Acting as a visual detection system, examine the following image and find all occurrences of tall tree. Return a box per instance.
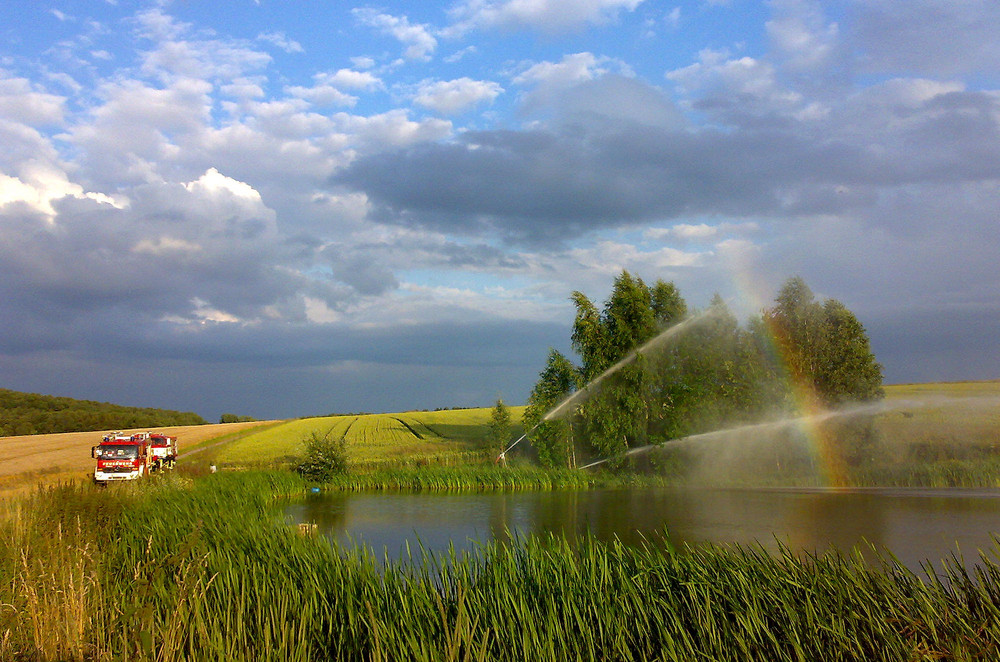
[571,291,607,382]
[485,398,512,456]
[524,349,578,468]
[815,300,884,403]
[603,271,657,363]
[650,279,687,326]
[764,277,883,406]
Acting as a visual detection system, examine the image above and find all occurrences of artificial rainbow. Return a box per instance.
[728,269,849,487]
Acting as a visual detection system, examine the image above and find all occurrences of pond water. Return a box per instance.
[286,487,1000,571]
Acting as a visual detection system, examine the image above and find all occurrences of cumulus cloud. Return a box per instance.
[765,0,841,73]
[413,77,503,115]
[0,163,126,220]
[0,73,66,125]
[134,10,272,83]
[352,9,437,61]
[285,69,382,108]
[667,49,827,127]
[513,52,617,88]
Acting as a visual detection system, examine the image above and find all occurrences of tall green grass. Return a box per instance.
[315,464,617,491]
[4,471,1000,661]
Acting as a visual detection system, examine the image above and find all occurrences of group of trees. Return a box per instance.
[219,413,257,424]
[0,388,207,437]
[523,272,883,468]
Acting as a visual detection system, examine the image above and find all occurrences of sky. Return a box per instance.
[1,0,998,421]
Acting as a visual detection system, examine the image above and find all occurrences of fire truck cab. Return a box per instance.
[92,432,150,482]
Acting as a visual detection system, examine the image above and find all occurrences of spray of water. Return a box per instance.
[577,393,1000,471]
[578,400,889,469]
[543,309,718,422]
[496,309,721,463]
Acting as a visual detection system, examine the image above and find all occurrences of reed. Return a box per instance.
[314,465,619,491]
[4,472,1000,660]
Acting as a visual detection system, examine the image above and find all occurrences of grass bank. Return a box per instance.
[312,464,661,491]
[3,471,1000,661]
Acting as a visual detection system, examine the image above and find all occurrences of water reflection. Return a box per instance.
[285,488,1000,570]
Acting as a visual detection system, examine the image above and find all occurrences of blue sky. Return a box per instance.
[1,0,999,420]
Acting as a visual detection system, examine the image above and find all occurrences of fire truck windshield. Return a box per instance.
[96,444,138,459]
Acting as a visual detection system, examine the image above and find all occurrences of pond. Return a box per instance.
[286,487,1000,571]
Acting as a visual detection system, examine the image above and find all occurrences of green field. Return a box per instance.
[202,383,1000,488]
[211,407,526,468]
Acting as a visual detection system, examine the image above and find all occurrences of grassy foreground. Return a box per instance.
[4,472,1000,661]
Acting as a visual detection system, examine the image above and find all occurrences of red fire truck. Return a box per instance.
[92,431,178,483]
[148,433,178,471]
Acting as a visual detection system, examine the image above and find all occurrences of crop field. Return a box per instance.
[878,381,1000,450]
[211,407,526,468]
[0,420,274,494]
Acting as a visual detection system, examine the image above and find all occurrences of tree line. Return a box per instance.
[523,272,884,468]
[0,388,207,436]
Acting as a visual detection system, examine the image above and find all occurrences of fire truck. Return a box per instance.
[148,433,178,471]
[92,431,178,483]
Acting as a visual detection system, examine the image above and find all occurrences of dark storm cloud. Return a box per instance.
[332,127,846,243]
[333,71,1000,245]
[0,315,569,418]
[865,306,1000,384]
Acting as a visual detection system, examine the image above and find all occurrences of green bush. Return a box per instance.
[295,429,348,481]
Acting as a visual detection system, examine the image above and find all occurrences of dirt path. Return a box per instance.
[0,421,277,485]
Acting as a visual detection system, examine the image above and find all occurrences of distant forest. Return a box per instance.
[0,388,207,436]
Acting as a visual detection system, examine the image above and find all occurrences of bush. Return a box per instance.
[295,429,348,481]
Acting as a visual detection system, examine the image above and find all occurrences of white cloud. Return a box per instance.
[413,77,503,115]
[0,73,66,126]
[257,31,304,54]
[514,52,612,88]
[667,49,826,124]
[190,298,242,324]
[285,84,357,108]
[285,69,381,108]
[445,46,478,63]
[352,9,437,61]
[303,296,342,324]
[449,0,644,33]
[665,7,681,29]
[569,240,706,276]
[184,167,262,202]
[0,165,126,220]
[765,0,840,73]
[134,9,272,83]
[332,109,452,148]
[670,224,717,240]
[350,56,376,70]
[645,221,761,242]
[221,78,266,100]
[317,69,382,90]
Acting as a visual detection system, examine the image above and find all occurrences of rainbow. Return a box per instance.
[730,270,849,487]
